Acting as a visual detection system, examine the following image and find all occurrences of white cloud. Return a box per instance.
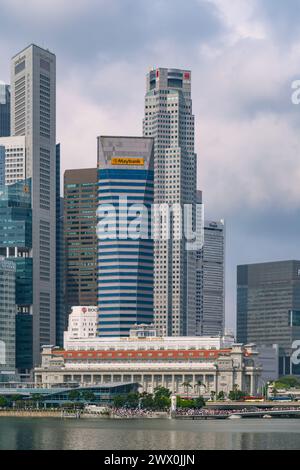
[57,62,143,176]
[207,0,266,41]
[199,113,300,212]
[0,0,97,21]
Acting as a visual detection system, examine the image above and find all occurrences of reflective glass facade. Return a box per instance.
[0,179,32,249]
[0,83,10,137]
[237,261,300,377]
[97,136,154,337]
[0,179,33,373]
[0,259,16,379]
[64,168,98,313]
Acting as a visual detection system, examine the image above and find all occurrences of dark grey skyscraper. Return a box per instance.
[197,219,225,337]
[11,44,57,365]
[64,168,98,313]
[0,82,10,137]
[237,261,300,376]
[56,144,65,347]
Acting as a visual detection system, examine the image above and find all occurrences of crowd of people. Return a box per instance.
[110,407,157,418]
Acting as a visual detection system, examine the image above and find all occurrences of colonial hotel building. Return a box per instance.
[35,325,263,396]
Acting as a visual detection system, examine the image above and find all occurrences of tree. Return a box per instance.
[126,392,140,409]
[177,397,195,409]
[113,395,126,408]
[31,394,43,410]
[0,396,8,408]
[217,391,225,401]
[154,387,171,399]
[228,389,246,401]
[10,395,23,409]
[68,390,81,402]
[81,391,96,403]
[194,396,206,409]
[140,393,154,410]
[275,376,300,390]
[182,382,193,399]
[153,395,171,410]
[194,381,206,397]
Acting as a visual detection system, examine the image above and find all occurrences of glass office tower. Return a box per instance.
[0,179,33,374]
[0,82,10,137]
[196,218,225,336]
[237,261,300,376]
[97,136,154,337]
[64,168,98,313]
[0,258,16,382]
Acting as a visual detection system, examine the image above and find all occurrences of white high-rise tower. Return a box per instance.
[143,68,197,336]
[10,44,56,365]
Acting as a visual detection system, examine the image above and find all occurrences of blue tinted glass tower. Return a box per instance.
[0,82,10,137]
[97,136,154,337]
[0,179,33,375]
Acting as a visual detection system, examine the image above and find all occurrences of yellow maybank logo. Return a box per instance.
[111,157,145,166]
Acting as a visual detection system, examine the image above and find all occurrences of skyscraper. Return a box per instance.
[237,261,300,376]
[196,219,225,336]
[0,179,33,375]
[11,44,56,365]
[0,82,10,137]
[0,257,16,382]
[97,136,154,337]
[0,146,5,185]
[56,144,65,347]
[64,168,98,313]
[143,68,197,336]
[0,136,26,185]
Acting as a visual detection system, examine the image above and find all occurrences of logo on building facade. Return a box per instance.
[111,158,145,166]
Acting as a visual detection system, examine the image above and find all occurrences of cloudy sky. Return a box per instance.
[1,0,300,330]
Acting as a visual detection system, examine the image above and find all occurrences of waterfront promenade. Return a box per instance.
[1,404,300,420]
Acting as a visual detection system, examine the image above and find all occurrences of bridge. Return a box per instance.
[175,409,300,420]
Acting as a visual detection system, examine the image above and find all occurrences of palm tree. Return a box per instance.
[194,380,206,397]
[182,381,193,399]
[31,394,43,410]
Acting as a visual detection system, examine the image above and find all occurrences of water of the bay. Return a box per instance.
[0,417,300,450]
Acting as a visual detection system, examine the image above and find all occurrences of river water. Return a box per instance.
[0,417,300,450]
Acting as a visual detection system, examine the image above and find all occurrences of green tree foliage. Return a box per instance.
[113,395,127,408]
[68,390,81,402]
[176,396,205,409]
[154,387,171,399]
[81,391,96,403]
[217,391,225,401]
[228,389,246,401]
[194,396,206,409]
[275,376,300,390]
[182,382,193,398]
[140,393,154,409]
[0,396,8,408]
[125,392,140,409]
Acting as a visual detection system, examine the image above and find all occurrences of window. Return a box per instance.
[15,61,25,75]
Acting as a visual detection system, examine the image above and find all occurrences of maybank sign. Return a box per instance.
[111,157,145,166]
